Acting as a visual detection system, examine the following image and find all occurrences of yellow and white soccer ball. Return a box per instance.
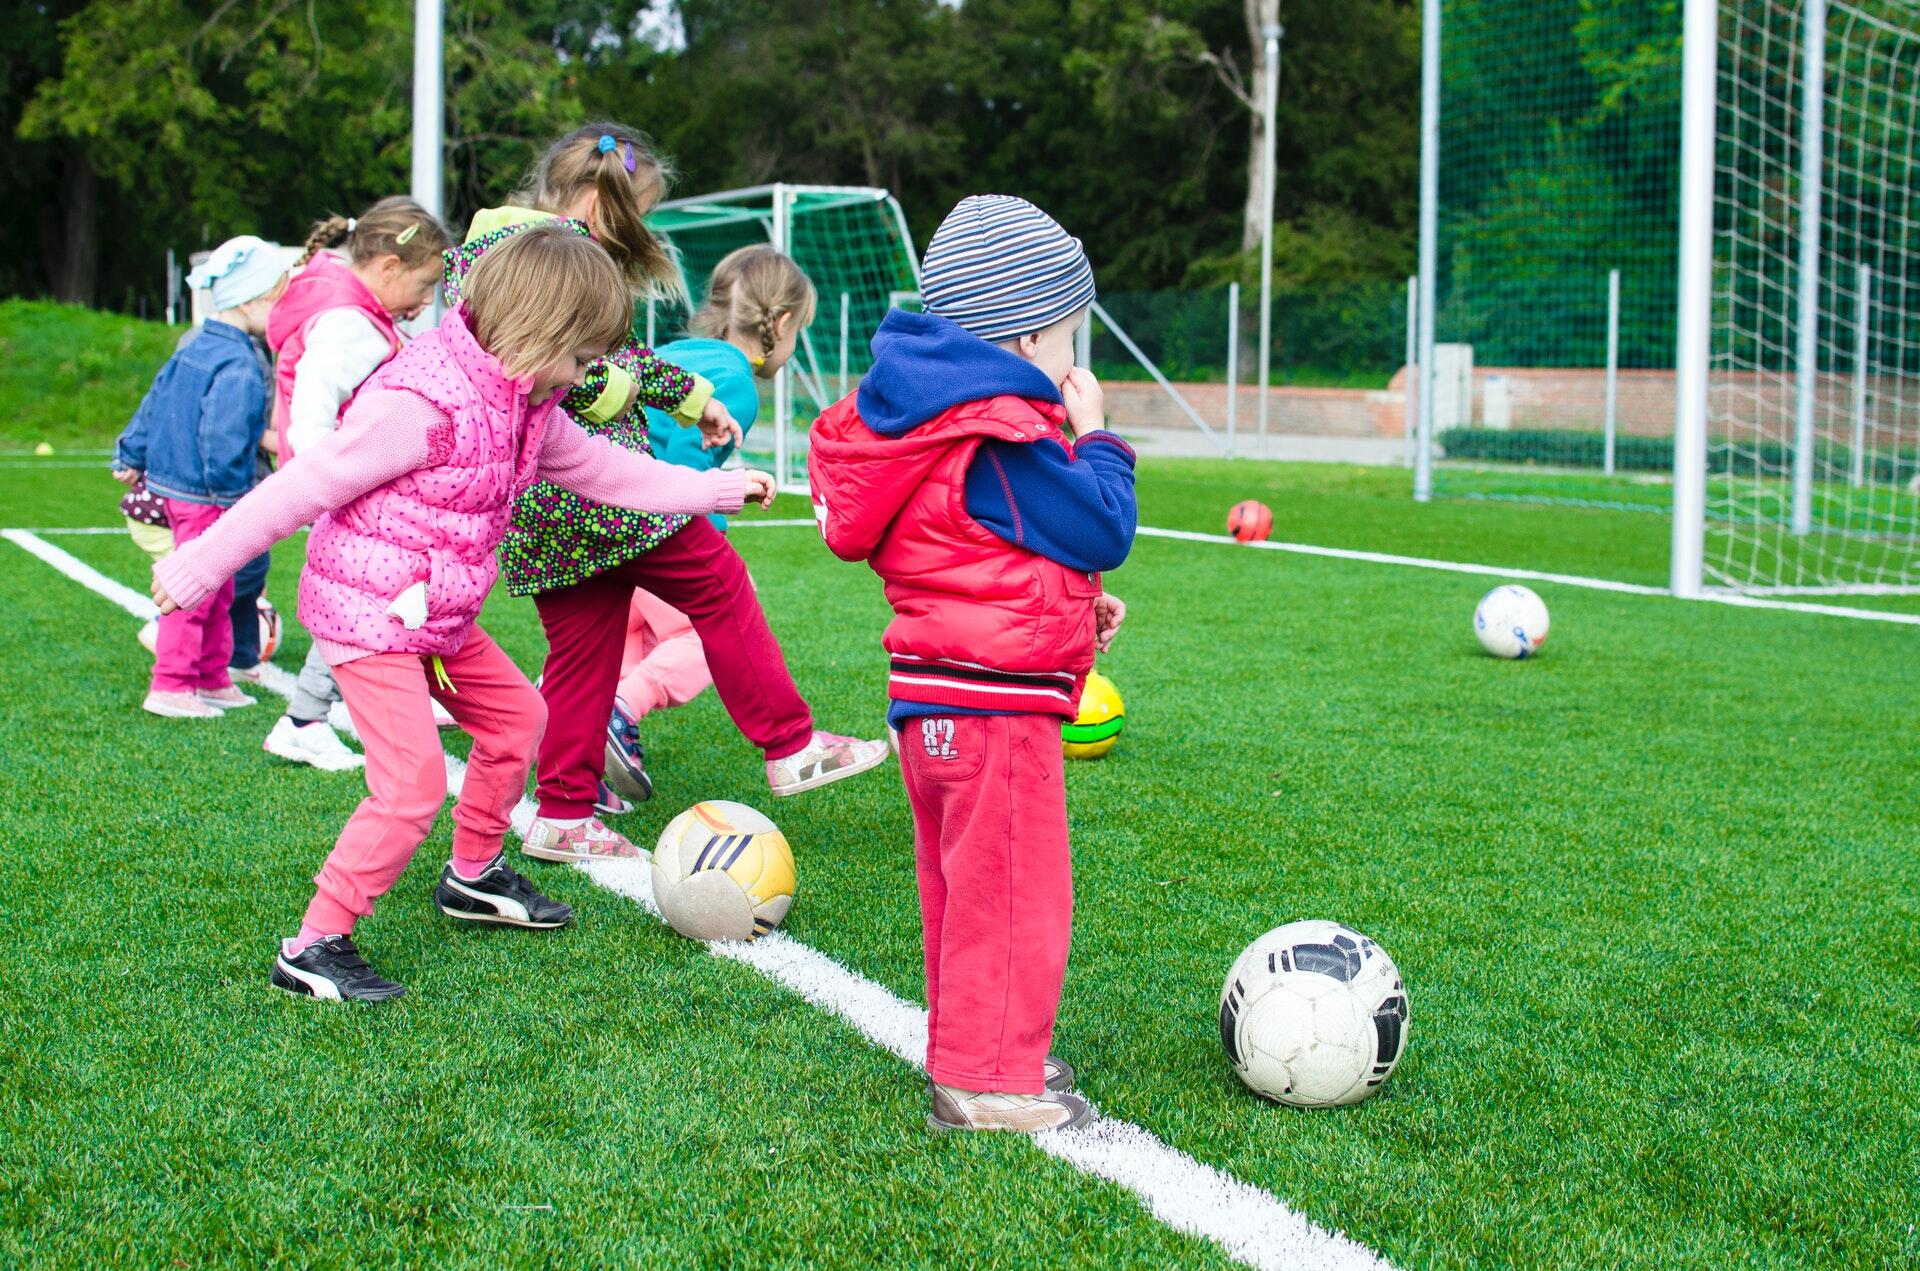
[1062,670,1126,760]
[651,800,796,941]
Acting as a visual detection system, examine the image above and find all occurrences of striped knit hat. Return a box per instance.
[920,195,1095,342]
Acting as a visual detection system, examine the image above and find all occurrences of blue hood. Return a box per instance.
[856,309,1061,437]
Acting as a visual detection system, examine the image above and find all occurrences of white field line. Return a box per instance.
[15,515,1918,625]
[1137,525,1920,626]
[4,528,1394,1271]
[16,526,130,535]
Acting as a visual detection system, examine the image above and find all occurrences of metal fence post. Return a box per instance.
[1414,0,1440,502]
[1852,262,1871,487]
[1226,283,1240,459]
[1671,0,1718,597]
[839,292,851,398]
[1791,0,1828,535]
[1604,268,1621,476]
[1404,274,1417,468]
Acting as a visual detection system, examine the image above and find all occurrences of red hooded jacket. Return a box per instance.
[809,390,1099,718]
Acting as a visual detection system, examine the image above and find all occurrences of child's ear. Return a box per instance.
[774,310,797,341]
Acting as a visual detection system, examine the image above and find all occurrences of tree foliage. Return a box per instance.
[5,0,1424,310]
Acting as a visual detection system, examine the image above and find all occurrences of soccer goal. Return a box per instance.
[1673,0,1920,597]
[645,184,922,492]
[1415,0,1920,605]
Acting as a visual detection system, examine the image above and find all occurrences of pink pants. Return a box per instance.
[304,626,545,935]
[615,589,712,721]
[151,499,233,693]
[899,712,1073,1095]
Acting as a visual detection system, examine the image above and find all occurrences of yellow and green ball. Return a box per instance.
[1063,670,1125,760]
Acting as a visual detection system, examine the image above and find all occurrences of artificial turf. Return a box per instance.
[2,460,1916,1268]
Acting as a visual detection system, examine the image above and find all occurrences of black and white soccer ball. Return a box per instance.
[1219,920,1409,1107]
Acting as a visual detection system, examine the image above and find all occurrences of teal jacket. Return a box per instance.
[645,338,760,530]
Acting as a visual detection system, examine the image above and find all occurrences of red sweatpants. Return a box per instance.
[899,712,1073,1095]
[304,626,545,934]
[531,517,813,820]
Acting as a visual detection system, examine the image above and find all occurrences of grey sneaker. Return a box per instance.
[1042,1054,1076,1092]
[928,1083,1094,1134]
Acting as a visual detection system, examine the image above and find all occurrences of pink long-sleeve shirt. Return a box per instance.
[154,389,749,664]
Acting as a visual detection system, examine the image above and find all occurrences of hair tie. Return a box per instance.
[622,141,637,174]
[346,217,357,233]
[597,134,617,154]
[396,224,419,246]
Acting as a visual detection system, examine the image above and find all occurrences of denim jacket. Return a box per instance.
[114,319,270,507]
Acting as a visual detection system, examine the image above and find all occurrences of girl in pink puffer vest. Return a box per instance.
[153,224,776,1004]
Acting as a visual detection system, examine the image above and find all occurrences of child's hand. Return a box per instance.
[112,466,141,487]
[699,398,744,450]
[1093,591,1126,652]
[1062,367,1105,438]
[151,574,180,617]
[741,470,777,508]
[620,380,642,417]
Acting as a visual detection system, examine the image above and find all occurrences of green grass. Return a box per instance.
[0,300,185,451]
[3,458,1917,1267]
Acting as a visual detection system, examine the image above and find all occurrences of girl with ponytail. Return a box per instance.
[446,125,885,865]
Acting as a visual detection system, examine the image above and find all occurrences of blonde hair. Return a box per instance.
[461,223,631,379]
[688,246,818,362]
[516,122,687,305]
[299,196,452,270]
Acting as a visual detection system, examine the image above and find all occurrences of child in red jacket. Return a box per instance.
[809,195,1136,1133]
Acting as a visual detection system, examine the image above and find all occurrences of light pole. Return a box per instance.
[1256,21,1283,450]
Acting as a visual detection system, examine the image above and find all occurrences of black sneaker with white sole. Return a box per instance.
[434,859,573,929]
[271,935,407,1002]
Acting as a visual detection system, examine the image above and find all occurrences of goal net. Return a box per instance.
[646,185,922,491]
[1702,0,1920,594]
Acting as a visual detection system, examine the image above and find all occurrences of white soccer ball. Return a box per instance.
[1473,584,1550,659]
[1219,920,1409,1107]
[651,800,796,942]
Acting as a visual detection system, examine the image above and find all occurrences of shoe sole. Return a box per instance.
[770,745,890,797]
[202,698,257,710]
[270,958,405,1002]
[925,1101,1095,1134]
[435,879,573,928]
[145,701,223,719]
[520,842,642,864]
[603,739,655,802]
[262,738,364,771]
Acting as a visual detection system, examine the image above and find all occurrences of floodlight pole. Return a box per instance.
[1671,0,1718,598]
[1791,0,1827,535]
[1413,0,1440,502]
[1256,21,1283,449]
[839,292,851,398]
[411,0,444,222]
[411,0,443,325]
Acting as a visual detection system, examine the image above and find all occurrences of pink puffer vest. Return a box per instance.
[296,306,558,657]
[266,254,401,461]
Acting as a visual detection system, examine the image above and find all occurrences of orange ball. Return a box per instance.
[1227,499,1273,543]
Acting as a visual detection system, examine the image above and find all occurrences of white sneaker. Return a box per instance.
[766,730,890,797]
[144,689,222,719]
[264,716,364,771]
[432,698,458,729]
[327,700,356,737]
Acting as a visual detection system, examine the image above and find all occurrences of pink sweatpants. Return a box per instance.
[152,499,233,694]
[898,712,1073,1095]
[303,625,545,935]
[615,589,712,721]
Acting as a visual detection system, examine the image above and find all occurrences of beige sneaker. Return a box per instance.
[928,1083,1093,1134]
[200,685,257,709]
[522,816,641,862]
[143,689,223,719]
[766,730,889,797]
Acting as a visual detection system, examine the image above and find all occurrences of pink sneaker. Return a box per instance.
[143,689,222,719]
[199,685,257,709]
[521,817,641,862]
[766,730,890,797]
